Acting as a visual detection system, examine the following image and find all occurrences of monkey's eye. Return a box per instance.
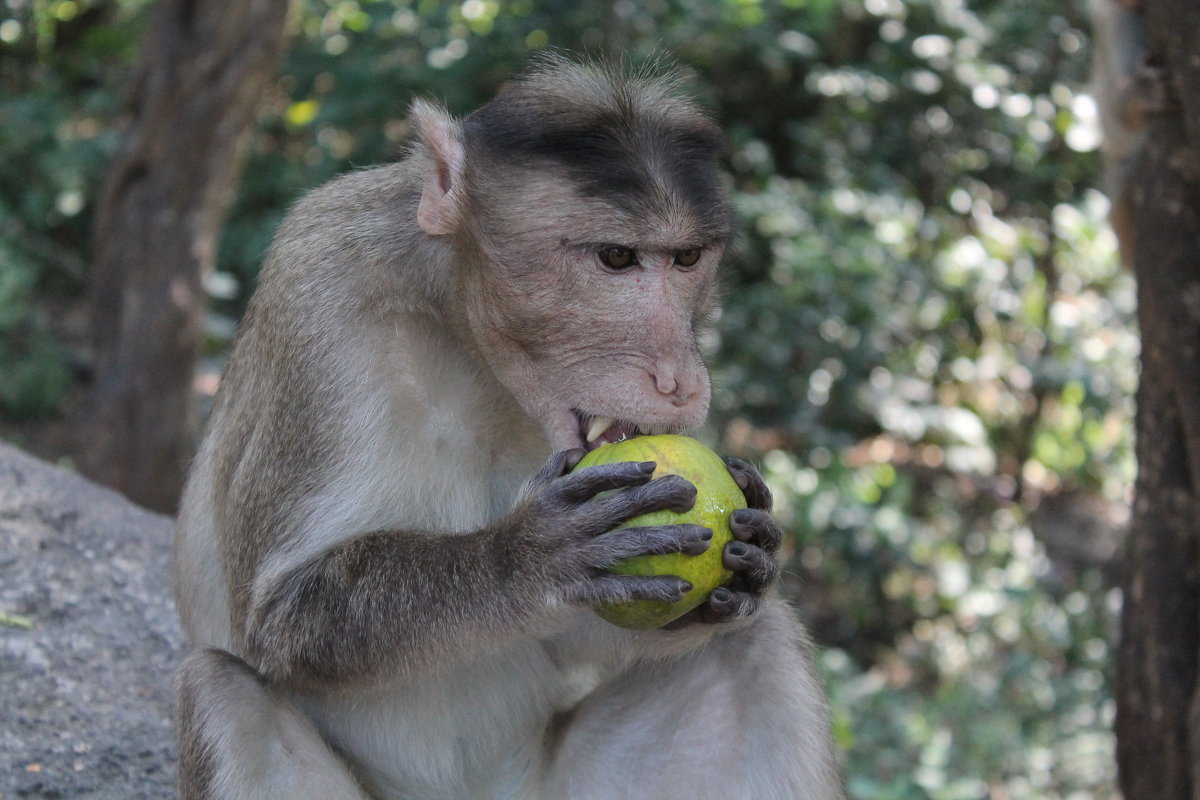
[674,248,702,268]
[598,246,638,270]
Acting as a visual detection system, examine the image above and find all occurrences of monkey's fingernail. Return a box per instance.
[711,588,732,603]
[728,542,749,557]
[638,461,657,474]
[732,509,753,525]
[682,528,711,554]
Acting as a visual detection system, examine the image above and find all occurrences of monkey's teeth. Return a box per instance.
[586,417,615,444]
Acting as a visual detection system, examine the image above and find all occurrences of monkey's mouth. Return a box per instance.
[573,411,646,451]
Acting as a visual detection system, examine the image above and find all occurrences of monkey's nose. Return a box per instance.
[650,368,696,407]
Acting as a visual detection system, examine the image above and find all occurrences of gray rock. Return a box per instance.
[0,442,183,799]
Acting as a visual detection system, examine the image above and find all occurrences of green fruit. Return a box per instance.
[573,434,747,630]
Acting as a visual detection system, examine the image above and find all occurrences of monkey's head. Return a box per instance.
[415,56,735,453]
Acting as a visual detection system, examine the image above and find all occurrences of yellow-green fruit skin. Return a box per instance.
[573,434,747,630]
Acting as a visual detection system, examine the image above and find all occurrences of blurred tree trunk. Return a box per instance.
[1106,1,1200,798]
[79,0,292,513]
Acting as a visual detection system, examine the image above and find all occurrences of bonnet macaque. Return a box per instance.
[175,56,845,799]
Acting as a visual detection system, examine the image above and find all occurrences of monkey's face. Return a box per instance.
[460,173,725,453]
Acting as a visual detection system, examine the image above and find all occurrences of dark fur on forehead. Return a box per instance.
[462,55,734,241]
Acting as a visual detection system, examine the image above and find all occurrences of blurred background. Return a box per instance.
[0,0,1143,797]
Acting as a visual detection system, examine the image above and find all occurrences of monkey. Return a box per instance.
[174,55,846,800]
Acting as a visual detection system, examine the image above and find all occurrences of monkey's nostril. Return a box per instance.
[651,372,699,409]
[654,372,679,397]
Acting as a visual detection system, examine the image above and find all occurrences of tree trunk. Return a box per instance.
[1112,1,1200,798]
[79,0,292,513]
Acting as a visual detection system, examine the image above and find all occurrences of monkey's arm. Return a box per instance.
[242,452,711,687]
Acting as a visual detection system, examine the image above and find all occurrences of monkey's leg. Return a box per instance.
[545,601,845,800]
[177,648,372,800]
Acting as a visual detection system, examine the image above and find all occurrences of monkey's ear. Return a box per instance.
[413,99,466,237]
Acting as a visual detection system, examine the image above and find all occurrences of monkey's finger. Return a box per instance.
[578,524,712,567]
[725,457,772,511]
[553,460,657,505]
[576,475,697,534]
[661,582,765,629]
[523,449,587,499]
[723,541,779,593]
[699,587,761,624]
[729,508,783,553]
[565,575,692,607]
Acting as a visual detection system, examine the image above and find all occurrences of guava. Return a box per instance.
[572,434,747,629]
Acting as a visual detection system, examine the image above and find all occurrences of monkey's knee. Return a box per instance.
[177,648,370,800]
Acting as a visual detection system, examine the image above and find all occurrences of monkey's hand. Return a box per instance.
[667,457,782,628]
[515,449,712,609]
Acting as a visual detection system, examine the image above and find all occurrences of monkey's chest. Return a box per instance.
[297,638,571,800]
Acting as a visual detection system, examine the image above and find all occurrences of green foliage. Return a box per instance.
[1,0,1129,796]
[0,0,145,415]
[0,235,71,415]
